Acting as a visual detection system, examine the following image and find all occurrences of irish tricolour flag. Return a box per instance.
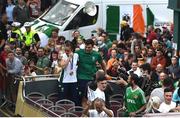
[119,4,145,34]
[106,4,154,40]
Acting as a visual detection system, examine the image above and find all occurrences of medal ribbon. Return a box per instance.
[70,55,73,70]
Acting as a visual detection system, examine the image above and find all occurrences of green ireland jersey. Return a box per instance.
[76,49,102,80]
[125,86,146,113]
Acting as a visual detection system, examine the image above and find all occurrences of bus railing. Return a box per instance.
[15,74,60,117]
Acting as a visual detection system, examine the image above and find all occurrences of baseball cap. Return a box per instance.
[11,22,21,27]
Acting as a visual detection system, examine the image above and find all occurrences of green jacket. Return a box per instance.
[105,39,112,49]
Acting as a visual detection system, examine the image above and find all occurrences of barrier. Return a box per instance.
[0,74,22,110]
[14,74,180,117]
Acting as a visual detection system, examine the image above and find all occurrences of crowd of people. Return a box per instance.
[0,0,59,24]
[0,0,180,117]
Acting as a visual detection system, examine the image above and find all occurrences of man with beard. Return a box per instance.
[15,47,28,65]
[76,39,106,106]
[33,47,50,75]
[139,63,160,99]
[124,73,146,117]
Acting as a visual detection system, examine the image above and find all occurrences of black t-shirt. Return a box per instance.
[0,21,8,41]
[0,21,7,52]
[120,26,134,41]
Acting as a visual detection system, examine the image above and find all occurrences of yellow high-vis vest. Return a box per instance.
[24,31,36,46]
[13,29,24,41]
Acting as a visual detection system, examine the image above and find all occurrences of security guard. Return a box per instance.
[8,22,24,47]
[23,22,40,50]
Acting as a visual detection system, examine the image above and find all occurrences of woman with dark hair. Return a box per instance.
[50,50,59,73]
[59,42,79,105]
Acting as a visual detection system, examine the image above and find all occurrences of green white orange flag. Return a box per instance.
[106,4,145,37]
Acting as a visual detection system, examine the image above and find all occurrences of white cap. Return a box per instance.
[11,22,21,27]
[24,22,32,27]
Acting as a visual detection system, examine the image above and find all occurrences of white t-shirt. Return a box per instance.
[158,101,176,113]
[38,32,49,47]
[87,87,105,102]
[62,53,78,83]
[89,109,114,117]
[51,60,58,68]
[128,67,142,77]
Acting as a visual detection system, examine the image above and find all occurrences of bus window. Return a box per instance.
[40,0,79,26]
[65,6,99,30]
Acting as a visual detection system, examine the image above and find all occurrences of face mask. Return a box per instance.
[97,40,103,45]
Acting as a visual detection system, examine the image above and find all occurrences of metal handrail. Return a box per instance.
[25,96,59,117]
[24,74,60,78]
[144,112,180,117]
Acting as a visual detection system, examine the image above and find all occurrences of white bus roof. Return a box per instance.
[65,0,168,5]
[65,0,101,5]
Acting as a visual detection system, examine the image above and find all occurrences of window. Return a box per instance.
[65,6,99,30]
[40,0,79,26]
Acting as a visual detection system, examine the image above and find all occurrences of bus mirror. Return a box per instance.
[83,1,97,16]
